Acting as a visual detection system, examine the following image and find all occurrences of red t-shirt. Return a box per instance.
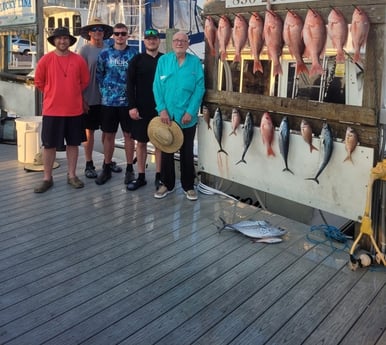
[35,51,90,116]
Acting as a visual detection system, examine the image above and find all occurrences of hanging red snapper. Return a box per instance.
[217,16,232,61]
[300,119,318,153]
[248,12,264,74]
[351,7,370,63]
[202,105,211,130]
[303,8,326,76]
[229,108,241,136]
[204,16,217,57]
[263,9,283,76]
[344,127,358,163]
[232,14,248,63]
[260,112,275,156]
[283,10,308,75]
[327,8,348,63]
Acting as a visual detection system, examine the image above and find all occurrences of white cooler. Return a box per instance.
[15,116,42,163]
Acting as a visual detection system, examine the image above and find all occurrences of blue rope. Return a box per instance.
[306,224,350,252]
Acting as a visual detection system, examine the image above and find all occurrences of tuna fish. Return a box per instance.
[279,116,294,174]
[344,127,358,163]
[248,12,264,74]
[306,123,334,184]
[204,16,217,57]
[232,14,248,63]
[236,112,254,164]
[300,119,318,153]
[260,112,275,156]
[283,10,308,75]
[218,217,287,239]
[229,108,241,136]
[327,8,348,63]
[351,7,370,64]
[217,16,232,61]
[213,108,228,155]
[202,105,211,130]
[303,8,326,76]
[263,9,283,76]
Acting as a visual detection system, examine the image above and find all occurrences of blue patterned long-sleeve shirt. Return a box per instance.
[96,45,138,107]
[153,52,205,128]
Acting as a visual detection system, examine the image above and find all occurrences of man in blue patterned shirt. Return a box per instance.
[95,23,138,185]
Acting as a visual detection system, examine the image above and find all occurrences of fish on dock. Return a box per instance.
[306,123,334,184]
[278,116,294,174]
[218,217,287,240]
[236,112,254,164]
[213,108,228,155]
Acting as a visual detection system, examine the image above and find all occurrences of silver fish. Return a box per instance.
[218,217,287,239]
[236,112,254,164]
[278,116,294,174]
[306,123,334,184]
[213,108,228,155]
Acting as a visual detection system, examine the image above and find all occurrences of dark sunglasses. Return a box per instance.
[90,27,104,32]
[144,29,158,36]
[113,31,128,36]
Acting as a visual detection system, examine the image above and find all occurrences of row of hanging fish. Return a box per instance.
[204,6,370,76]
[205,107,359,185]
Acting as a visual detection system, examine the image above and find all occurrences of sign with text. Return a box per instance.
[225,0,317,9]
[0,0,36,26]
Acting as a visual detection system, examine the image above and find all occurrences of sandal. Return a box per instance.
[85,166,97,178]
[34,178,53,193]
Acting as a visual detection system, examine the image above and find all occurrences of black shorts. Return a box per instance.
[131,115,155,143]
[41,115,86,149]
[83,104,102,130]
[100,105,132,133]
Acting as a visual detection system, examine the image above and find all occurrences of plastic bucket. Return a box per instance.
[15,117,42,163]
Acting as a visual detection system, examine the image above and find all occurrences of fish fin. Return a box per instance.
[305,177,319,184]
[218,148,228,155]
[283,167,294,175]
[296,62,309,76]
[236,159,247,165]
[267,147,275,156]
[253,60,263,74]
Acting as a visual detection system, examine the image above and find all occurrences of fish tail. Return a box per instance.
[267,147,275,157]
[217,216,227,232]
[305,177,319,184]
[233,54,241,63]
[343,155,353,164]
[310,63,324,76]
[229,130,236,136]
[336,50,346,63]
[273,63,283,76]
[211,48,216,57]
[218,148,228,155]
[208,124,212,130]
[353,52,361,64]
[220,50,227,61]
[236,158,247,165]
[296,61,309,76]
[310,144,318,153]
[283,167,294,175]
[253,59,263,74]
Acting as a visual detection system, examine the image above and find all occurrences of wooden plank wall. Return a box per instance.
[202,0,386,155]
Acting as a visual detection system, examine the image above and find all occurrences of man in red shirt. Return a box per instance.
[34,27,90,193]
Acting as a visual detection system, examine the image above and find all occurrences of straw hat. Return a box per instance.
[80,18,113,41]
[147,117,184,153]
[47,27,77,47]
[24,152,60,172]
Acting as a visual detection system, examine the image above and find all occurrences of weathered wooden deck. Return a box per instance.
[0,143,385,345]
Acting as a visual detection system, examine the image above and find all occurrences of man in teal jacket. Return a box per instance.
[153,31,205,201]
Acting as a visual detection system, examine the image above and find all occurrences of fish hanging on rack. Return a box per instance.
[236,112,254,164]
[260,112,275,156]
[303,8,326,76]
[283,10,308,75]
[263,9,284,76]
[229,108,241,136]
[351,6,370,64]
[306,123,334,184]
[213,108,228,155]
[217,15,232,61]
[248,12,264,74]
[202,105,211,130]
[204,16,217,57]
[327,7,348,63]
[343,127,358,163]
[279,116,294,174]
[232,14,248,63]
[300,119,318,153]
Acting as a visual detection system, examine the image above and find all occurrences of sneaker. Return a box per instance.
[95,164,112,185]
[111,161,122,173]
[127,178,147,191]
[34,178,53,193]
[154,178,162,191]
[124,170,135,184]
[67,176,84,189]
[154,185,175,199]
[85,165,97,178]
[185,189,198,201]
